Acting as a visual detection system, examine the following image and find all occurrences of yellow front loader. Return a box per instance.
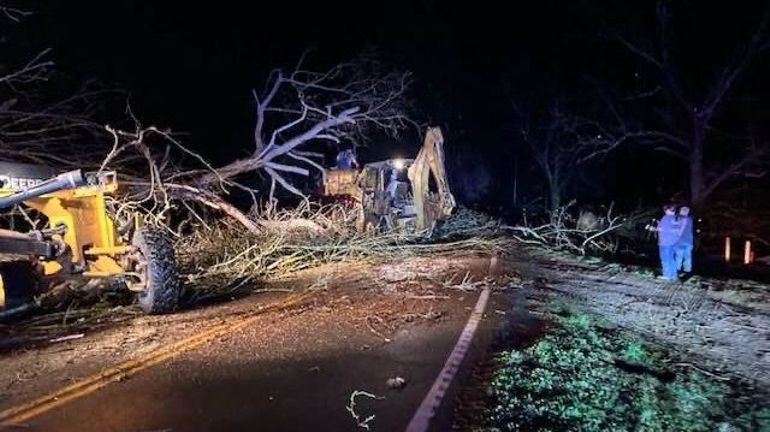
[321,126,456,234]
[0,162,180,314]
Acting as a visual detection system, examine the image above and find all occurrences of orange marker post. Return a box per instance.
[744,240,752,265]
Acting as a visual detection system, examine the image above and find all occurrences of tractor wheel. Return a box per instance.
[132,228,181,314]
[0,261,40,310]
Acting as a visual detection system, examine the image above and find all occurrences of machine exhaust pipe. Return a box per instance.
[0,170,86,209]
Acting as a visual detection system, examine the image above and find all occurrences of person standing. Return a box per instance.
[647,204,680,281]
[675,206,694,275]
[335,149,359,169]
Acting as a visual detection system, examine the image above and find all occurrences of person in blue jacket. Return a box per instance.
[647,204,680,281]
[336,149,359,169]
[675,206,694,275]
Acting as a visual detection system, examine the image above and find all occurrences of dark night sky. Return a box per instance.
[29,1,609,142]
[18,0,770,209]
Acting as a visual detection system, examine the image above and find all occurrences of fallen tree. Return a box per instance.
[0,204,512,339]
[0,8,508,324]
[506,202,629,255]
[0,37,415,235]
[94,51,414,234]
[177,204,511,303]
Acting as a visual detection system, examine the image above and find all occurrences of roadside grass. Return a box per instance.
[481,304,769,431]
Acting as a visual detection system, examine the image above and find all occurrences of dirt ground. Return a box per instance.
[514,249,770,391]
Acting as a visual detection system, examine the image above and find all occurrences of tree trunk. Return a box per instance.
[690,119,706,210]
[184,191,264,235]
[547,174,562,211]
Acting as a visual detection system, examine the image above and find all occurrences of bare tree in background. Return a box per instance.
[512,99,623,211]
[0,8,111,165]
[605,2,770,209]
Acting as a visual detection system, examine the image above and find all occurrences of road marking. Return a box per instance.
[0,292,311,426]
[405,285,490,432]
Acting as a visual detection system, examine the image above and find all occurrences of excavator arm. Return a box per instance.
[407,127,456,232]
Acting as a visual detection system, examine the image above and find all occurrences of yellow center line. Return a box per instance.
[0,291,311,425]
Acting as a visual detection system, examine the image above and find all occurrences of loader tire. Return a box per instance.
[132,228,181,314]
[0,261,40,310]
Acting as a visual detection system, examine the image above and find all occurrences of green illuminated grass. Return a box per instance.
[481,306,769,431]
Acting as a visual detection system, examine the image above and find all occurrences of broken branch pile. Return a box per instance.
[506,202,629,255]
[176,204,511,303]
[0,205,509,346]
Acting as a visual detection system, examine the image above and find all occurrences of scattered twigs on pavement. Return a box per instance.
[346,390,383,430]
[442,271,485,292]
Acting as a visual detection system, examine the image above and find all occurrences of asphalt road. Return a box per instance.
[5,283,508,432]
